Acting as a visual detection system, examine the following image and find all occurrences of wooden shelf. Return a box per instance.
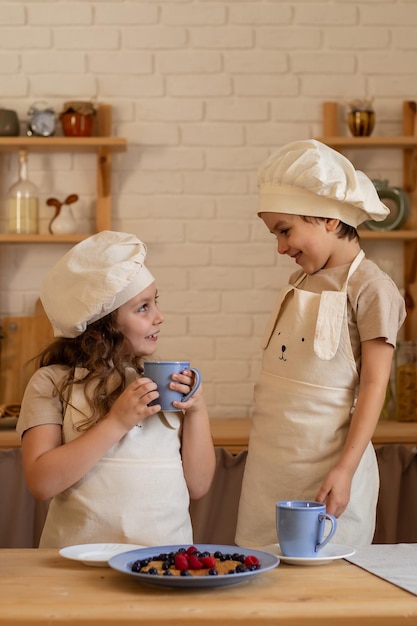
[0,122,127,234]
[359,230,417,240]
[315,136,417,149]
[0,233,88,244]
[320,100,417,341]
[0,136,126,153]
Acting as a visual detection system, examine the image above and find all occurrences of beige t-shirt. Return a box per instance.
[290,256,406,369]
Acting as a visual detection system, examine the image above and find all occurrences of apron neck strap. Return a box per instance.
[294,249,365,289]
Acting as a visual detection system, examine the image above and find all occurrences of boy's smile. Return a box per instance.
[260,212,360,274]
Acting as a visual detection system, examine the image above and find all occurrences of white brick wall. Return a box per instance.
[0,0,413,417]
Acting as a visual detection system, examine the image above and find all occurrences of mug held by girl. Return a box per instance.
[143,361,201,411]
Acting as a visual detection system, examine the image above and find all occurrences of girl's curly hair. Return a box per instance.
[37,311,142,429]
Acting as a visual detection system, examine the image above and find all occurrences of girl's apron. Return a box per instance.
[40,368,192,548]
[236,251,379,548]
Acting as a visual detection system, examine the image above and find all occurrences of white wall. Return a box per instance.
[0,0,414,416]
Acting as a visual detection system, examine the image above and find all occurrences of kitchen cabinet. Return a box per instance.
[0,104,127,242]
[317,100,417,340]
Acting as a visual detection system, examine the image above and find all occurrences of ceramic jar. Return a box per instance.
[347,98,375,137]
[396,341,417,422]
[60,101,95,137]
[0,109,19,136]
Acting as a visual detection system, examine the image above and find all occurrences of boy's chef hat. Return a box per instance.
[40,230,155,338]
[257,139,389,227]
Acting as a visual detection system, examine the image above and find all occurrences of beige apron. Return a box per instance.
[40,368,192,548]
[236,251,379,548]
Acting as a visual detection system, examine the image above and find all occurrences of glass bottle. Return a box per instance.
[7,149,39,234]
[395,341,417,421]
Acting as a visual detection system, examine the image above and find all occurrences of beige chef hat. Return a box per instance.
[40,230,155,338]
[257,139,389,227]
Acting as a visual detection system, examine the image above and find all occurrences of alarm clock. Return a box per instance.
[27,102,56,137]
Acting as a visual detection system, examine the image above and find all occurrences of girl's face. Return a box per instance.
[116,282,164,357]
[260,212,341,274]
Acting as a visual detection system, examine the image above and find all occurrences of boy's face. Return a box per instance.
[260,212,341,274]
[116,282,165,357]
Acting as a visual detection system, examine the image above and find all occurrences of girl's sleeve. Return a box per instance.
[16,366,66,438]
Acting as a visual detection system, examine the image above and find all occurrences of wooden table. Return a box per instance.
[1,548,416,625]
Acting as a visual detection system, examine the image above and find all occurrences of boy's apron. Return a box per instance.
[40,368,192,548]
[236,250,379,548]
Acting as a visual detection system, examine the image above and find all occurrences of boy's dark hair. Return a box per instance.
[302,216,359,241]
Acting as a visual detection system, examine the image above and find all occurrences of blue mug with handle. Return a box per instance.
[143,361,201,412]
[276,500,337,558]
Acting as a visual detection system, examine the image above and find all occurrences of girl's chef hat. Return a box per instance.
[40,230,155,338]
[257,139,389,228]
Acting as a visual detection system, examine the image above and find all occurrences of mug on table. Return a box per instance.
[143,360,201,412]
[276,500,337,558]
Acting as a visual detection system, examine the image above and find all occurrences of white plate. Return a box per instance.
[109,544,280,589]
[59,543,145,567]
[262,543,355,566]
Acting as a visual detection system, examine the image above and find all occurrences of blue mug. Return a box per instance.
[276,500,337,558]
[143,361,201,412]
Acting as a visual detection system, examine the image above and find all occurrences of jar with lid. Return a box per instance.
[6,150,39,234]
[395,341,417,421]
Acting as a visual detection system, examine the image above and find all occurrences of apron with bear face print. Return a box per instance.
[236,250,379,548]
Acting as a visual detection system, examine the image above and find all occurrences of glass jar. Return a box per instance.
[396,341,417,422]
[7,149,39,234]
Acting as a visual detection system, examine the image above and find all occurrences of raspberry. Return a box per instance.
[244,555,260,567]
[188,554,204,569]
[201,555,216,569]
[174,553,189,571]
[186,545,199,555]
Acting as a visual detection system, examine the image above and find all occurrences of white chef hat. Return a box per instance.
[257,139,389,228]
[40,230,155,338]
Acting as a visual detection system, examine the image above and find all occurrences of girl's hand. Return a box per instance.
[170,369,203,413]
[107,376,161,430]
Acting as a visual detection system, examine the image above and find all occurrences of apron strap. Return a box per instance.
[314,249,365,360]
[315,291,347,360]
[261,250,365,355]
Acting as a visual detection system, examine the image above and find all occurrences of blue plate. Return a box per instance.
[108,543,280,589]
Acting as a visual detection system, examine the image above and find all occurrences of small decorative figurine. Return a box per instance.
[47,194,79,234]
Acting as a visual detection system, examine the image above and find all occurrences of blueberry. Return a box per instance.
[148,567,158,575]
[208,568,218,576]
[180,570,192,576]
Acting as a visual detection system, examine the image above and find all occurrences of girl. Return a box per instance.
[17,230,215,548]
[236,140,406,548]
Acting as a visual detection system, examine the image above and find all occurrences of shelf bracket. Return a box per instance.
[96,147,112,231]
[402,101,417,193]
